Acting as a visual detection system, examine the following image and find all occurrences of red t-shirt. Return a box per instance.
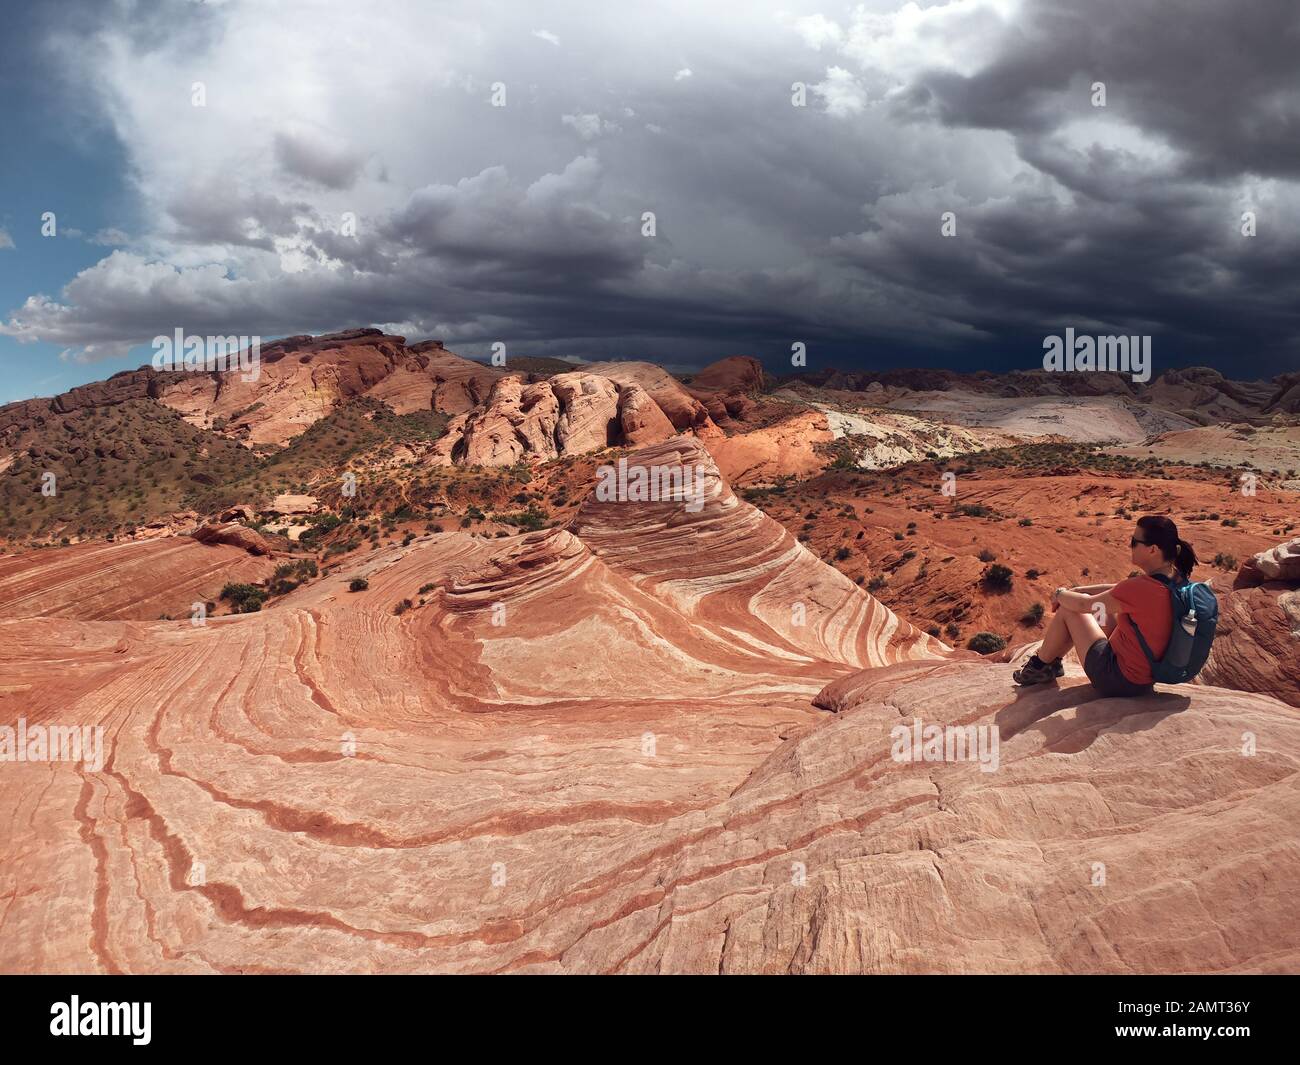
[1109,576,1174,685]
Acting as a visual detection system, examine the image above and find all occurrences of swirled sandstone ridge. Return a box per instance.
[0,439,1295,974]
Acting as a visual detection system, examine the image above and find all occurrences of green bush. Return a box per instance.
[982,564,1013,591]
[495,506,548,532]
[967,632,1007,655]
[348,577,369,592]
[219,582,267,613]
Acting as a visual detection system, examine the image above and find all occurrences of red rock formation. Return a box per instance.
[704,409,835,485]
[672,356,765,430]
[431,372,677,467]
[1198,581,1300,708]
[689,355,765,394]
[408,341,516,416]
[152,330,513,446]
[0,537,275,620]
[572,436,942,669]
[584,361,717,433]
[267,494,319,516]
[617,383,676,446]
[1,371,1297,976]
[1,438,1296,974]
[191,522,274,556]
[1236,537,1300,587]
[219,504,256,523]
[1198,541,1300,708]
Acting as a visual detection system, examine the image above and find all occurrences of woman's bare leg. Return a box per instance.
[1062,610,1107,664]
[1037,609,1073,661]
[1039,608,1107,664]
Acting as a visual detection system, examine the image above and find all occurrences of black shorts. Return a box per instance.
[1083,638,1153,698]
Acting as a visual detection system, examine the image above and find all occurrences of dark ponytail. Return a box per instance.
[1136,515,1197,579]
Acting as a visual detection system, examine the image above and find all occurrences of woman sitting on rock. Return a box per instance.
[1012,515,1198,696]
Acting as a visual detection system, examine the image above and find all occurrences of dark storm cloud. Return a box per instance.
[906,0,1300,182]
[4,0,1299,379]
[817,0,1300,373]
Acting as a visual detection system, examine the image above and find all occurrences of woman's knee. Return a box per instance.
[1063,610,1105,657]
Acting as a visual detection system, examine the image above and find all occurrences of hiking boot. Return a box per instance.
[1012,656,1064,686]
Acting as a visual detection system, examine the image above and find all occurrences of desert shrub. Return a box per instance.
[496,506,549,532]
[1018,517,1033,527]
[348,577,369,592]
[1025,568,1040,580]
[834,546,851,561]
[944,622,961,639]
[393,598,413,616]
[1022,602,1045,624]
[418,582,435,595]
[219,583,267,613]
[867,575,886,592]
[978,548,997,562]
[982,564,1013,591]
[967,632,1007,655]
[1212,552,1238,570]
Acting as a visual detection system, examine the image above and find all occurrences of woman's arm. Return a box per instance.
[1052,586,1121,618]
[1071,582,1115,595]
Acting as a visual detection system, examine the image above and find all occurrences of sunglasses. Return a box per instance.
[1130,537,1150,547]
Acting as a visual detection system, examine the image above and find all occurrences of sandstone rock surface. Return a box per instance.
[1,439,1294,974]
[153,330,512,447]
[431,372,677,467]
[191,522,274,556]
[1237,537,1300,587]
[268,494,319,516]
[584,361,716,433]
[0,537,275,620]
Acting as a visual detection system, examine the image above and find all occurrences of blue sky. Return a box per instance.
[3,0,1298,407]
[0,6,137,401]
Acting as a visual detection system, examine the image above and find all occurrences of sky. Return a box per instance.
[1,0,1298,404]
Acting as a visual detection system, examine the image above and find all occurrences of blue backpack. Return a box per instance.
[1127,574,1219,685]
